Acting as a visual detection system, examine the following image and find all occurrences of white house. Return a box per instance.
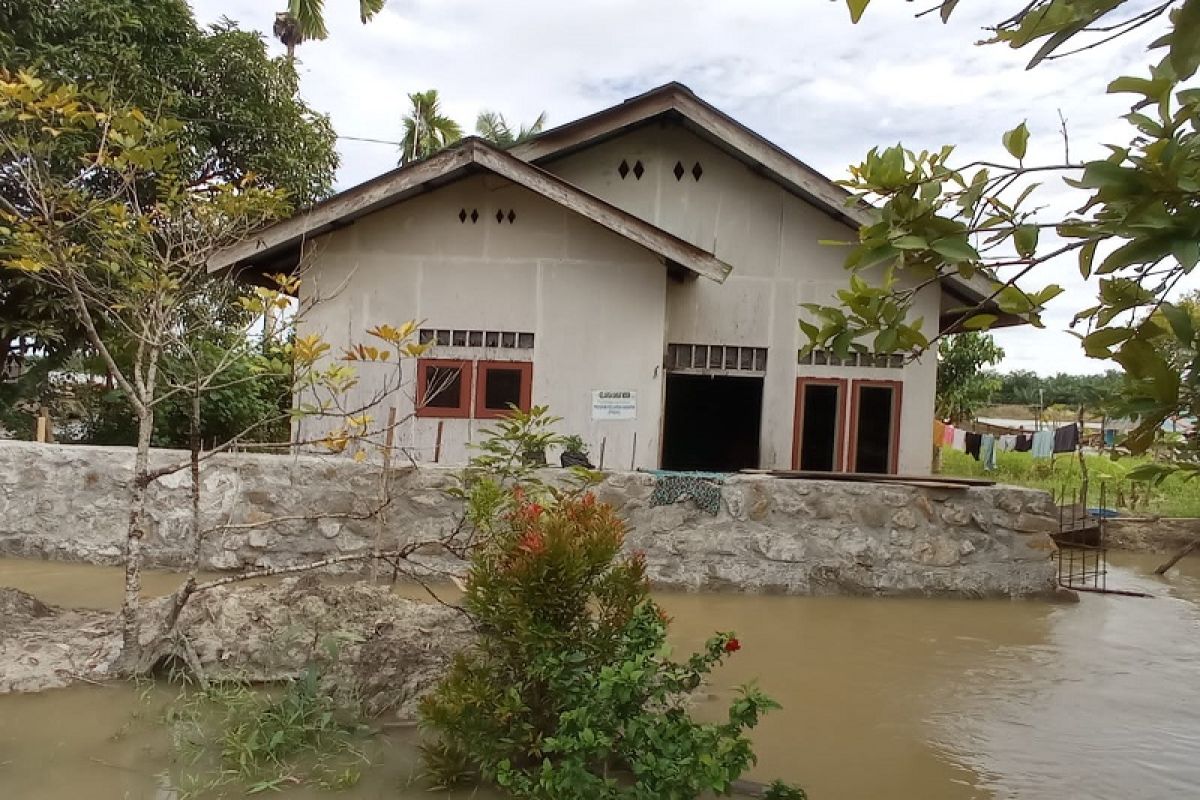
[211,83,1015,475]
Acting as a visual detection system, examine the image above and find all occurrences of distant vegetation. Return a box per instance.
[940,449,1200,517]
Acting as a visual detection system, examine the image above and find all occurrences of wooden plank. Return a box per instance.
[747,469,995,487]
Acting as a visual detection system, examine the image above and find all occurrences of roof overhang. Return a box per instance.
[208,137,733,283]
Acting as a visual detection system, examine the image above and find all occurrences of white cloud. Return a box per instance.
[191,0,1179,376]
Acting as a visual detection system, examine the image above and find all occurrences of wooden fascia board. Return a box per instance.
[208,145,475,272]
[474,146,732,283]
[208,138,731,284]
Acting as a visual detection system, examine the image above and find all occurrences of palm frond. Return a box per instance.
[359,0,387,23]
[288,0,329,40]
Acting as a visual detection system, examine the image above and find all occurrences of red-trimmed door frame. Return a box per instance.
[847,379,903,474]
[792,377,849,471]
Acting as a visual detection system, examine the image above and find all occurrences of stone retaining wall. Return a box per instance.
[0,442,1060,597]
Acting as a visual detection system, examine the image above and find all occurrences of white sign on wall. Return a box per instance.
[591,390,636,420]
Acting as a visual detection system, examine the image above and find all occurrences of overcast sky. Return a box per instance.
[192,0,1182,376]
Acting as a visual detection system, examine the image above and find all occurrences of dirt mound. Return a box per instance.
[0,587,120,693]
[1,578,472,717]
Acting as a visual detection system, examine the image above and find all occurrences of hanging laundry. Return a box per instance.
[965,432,983,461]
[1031,429,1054,458]
[952,428,967,451]
[1053,423,1080,454]
[943,423,956,446]
[980,434,997,471]
[934,421,946,449]
[998,434,1017,452]
[1015,433,1033,453]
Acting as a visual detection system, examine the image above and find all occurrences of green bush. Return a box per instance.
[419,490,804,799]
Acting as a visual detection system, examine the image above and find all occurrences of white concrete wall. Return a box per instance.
[542,125,938,472]
[296,173,666,469]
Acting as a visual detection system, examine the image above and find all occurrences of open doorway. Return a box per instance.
[793,378,846,471]
[849,380,902,474]
[661,373,762,471]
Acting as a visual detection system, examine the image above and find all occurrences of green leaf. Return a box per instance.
[1082,327,1134,358]
[1013,225,1039,257]
[962,314,998,330]
[930,237,980,262]
[1170,0,1200,80]
[1078,160,1138,190]
[1078,239,1099,278]
[891,234,929,250]
[846,0,870,23]
[1160,302,1194,346]
[1002,122,1029,161]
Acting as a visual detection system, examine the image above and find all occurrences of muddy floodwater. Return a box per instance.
[2,553,1199,799]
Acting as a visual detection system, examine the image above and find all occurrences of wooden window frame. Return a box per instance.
[474,360,533,419]
[847,379,904,474]
[416,358,473,418]
[792,377,848,471]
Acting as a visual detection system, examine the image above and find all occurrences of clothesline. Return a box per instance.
[934,421,1081,472]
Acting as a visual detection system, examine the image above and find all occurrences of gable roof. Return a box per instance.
[511,82,1017,330]
[208,137,732,283]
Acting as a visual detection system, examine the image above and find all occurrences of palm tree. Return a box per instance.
[475,110,548,148]
[399,90,463,164]
[274,0,386,59]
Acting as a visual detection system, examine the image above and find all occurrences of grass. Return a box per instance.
[938,448,1200,517]
[167,665,370,797]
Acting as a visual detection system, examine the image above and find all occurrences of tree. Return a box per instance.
[399,89,463,164]
[936,332,1004,424]
[0,76,426,659]
[274,0,387,59]
[0,0,338,421]
[809,1,1200,471]
[475,109,548,148]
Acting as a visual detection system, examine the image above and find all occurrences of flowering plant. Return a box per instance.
[420,492,803,798]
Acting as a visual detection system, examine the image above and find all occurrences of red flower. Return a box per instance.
[518,530,545,555]
[723,638,741,653]
[527,503,543,518]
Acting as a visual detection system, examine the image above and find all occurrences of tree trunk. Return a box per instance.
[121,409,155,658]
[1155,538,1200,576]
[189,389,202,570]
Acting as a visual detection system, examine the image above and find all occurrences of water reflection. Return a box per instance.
[1,554,1198,799]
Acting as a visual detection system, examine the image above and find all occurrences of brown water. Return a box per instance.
[2,553,1199,800]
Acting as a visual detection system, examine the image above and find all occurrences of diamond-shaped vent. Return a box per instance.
[618,160,630,179]
[692,162,703,181]
[507,209,516,224]
[673,161,685,181]
[496,209,504,223]
[632,160,645,180]
[458,208,467,223]
[470,209,479,223]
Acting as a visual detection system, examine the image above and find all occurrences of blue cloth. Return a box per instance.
[980,434,997,472]
[1031,429,1054,459]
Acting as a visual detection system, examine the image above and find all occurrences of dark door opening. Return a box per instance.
[793,379,845,471]
[850,381,901,474]
[661,374,762,472]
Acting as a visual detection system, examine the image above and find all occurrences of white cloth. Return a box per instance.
[951,428,967,451]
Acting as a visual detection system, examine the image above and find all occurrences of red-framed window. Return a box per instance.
[792,377,848,471]
[848,379,903,474]
[416,359,473,418]
[474,360,533,419]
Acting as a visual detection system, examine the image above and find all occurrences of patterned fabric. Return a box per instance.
[649,470,726,516]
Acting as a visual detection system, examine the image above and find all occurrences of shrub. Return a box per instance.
[419,490,804,799]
